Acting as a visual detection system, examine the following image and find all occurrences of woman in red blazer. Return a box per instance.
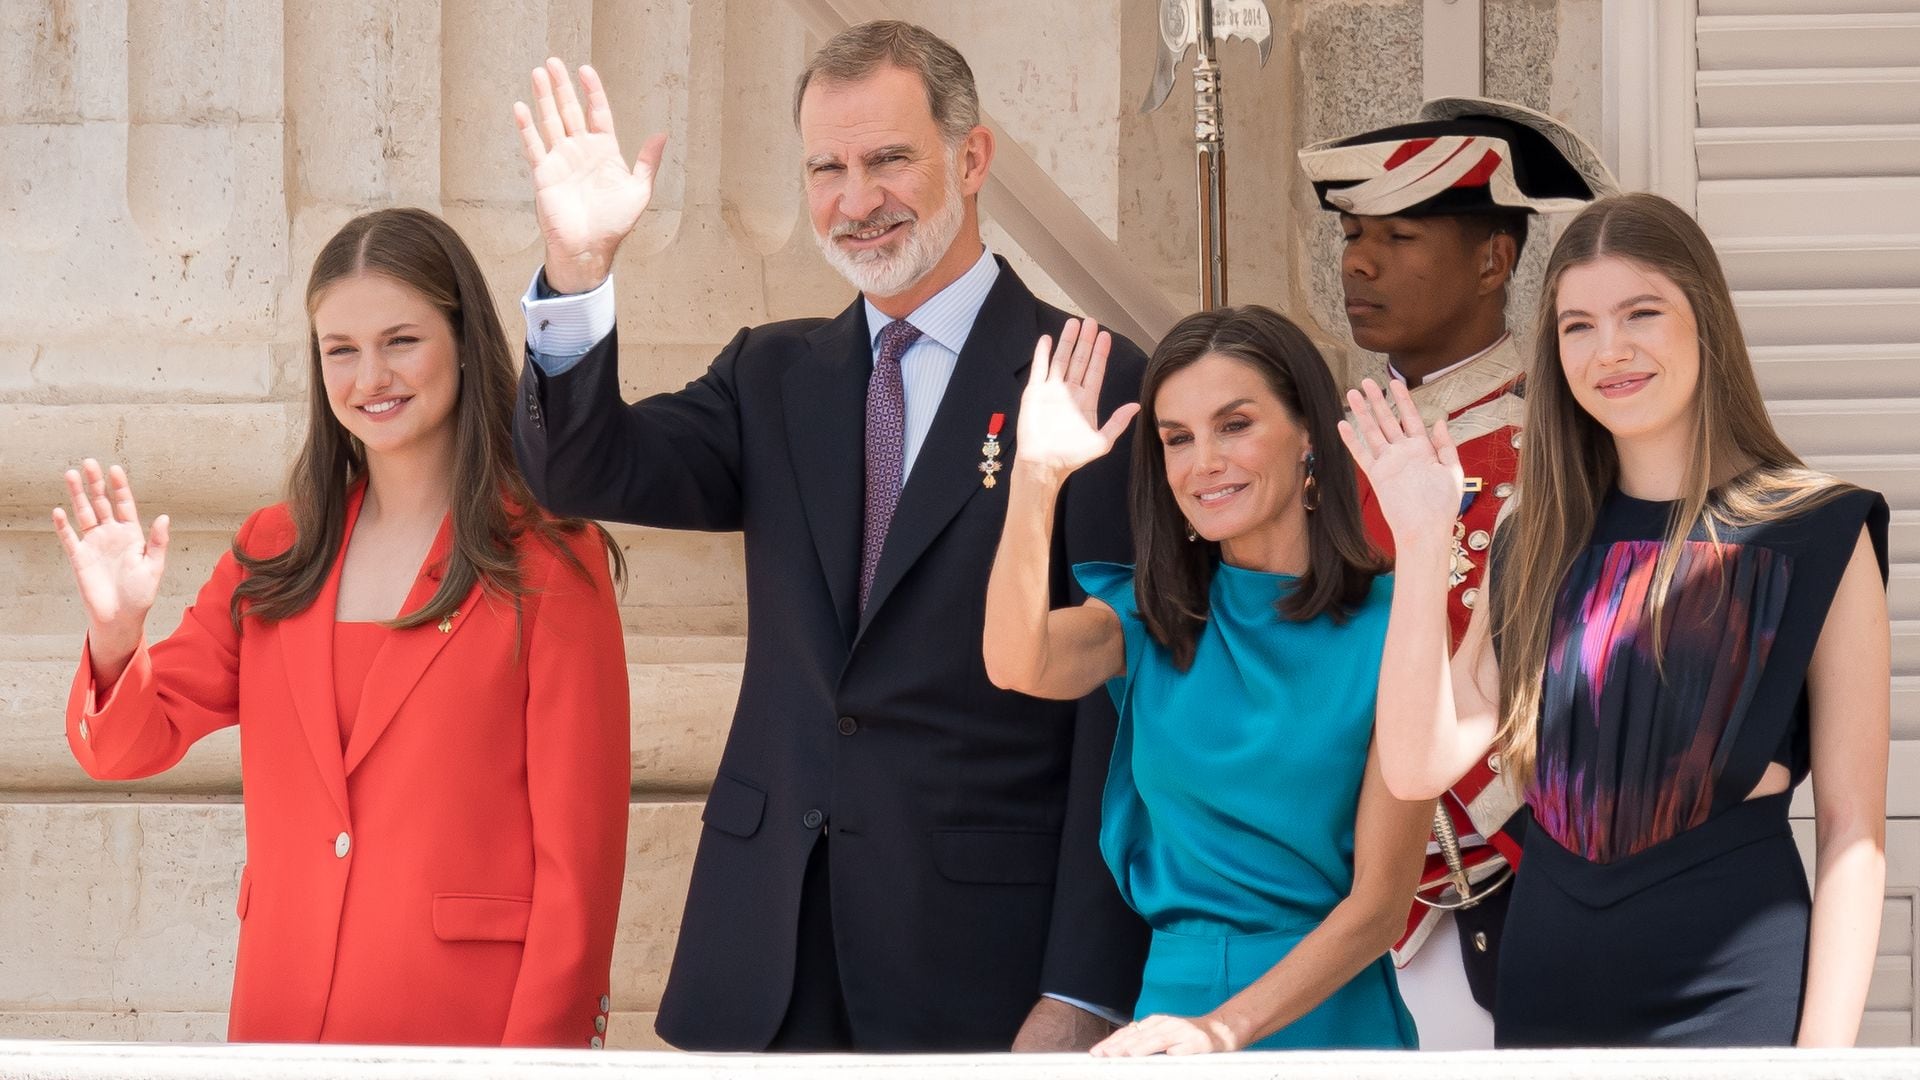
[52,208,631,1048]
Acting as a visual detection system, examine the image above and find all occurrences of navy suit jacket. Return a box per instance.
[513,259,1150,1050]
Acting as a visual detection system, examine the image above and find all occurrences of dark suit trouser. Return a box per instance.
[768,837,853,1051]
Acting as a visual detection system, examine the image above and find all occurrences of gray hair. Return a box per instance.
[792,20,980,144]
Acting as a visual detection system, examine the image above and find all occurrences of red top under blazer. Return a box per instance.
[65,489,630,1047]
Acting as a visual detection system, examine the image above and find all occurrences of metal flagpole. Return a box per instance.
[1142,0,1272,311]
[1192,0,1227,309]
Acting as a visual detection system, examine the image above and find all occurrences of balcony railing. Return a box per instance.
[4,1041,1920,1080]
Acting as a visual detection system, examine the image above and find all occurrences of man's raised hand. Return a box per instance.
[514,58,669,294]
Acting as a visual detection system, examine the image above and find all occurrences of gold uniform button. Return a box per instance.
[1474,931,1489,952]
[1495,482,1514,499]
[1488,752,1503,775]
[1509,431,1522,449]
[599,994,611,1013]
[1467,529,1490,551]
[594,1015,607,1034]
[589,1035,603,1049]
[1462,587,1479,610]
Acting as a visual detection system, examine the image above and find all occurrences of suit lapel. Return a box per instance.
[276,487,361,826]
[784,298,872,645]
[343,514,477,776]
[858,266,1036,637]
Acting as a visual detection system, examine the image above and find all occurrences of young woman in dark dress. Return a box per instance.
[1341,192,1890,1047]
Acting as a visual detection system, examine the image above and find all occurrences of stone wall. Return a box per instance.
[0,0,1599,1046]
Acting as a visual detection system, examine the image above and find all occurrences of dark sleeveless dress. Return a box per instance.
[1491,483,1888,1047]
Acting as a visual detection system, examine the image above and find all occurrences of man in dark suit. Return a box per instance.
[509,21,1149,1052]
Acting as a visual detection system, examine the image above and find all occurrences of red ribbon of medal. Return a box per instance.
[978,412,1006,488]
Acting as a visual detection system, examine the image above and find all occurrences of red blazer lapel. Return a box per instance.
[275,487,363,827]
[342,513,481,776]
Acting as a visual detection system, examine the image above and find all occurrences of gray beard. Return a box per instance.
[814,172,967,300]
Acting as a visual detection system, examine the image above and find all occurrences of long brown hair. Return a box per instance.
[1132,306,1386,670]
[230,207,622,630]
[1490,192,1844,781]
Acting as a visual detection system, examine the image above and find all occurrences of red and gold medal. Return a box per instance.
[979,412,1006,488]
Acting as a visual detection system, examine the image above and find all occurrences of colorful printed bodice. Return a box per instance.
[1503,483,1886,865]
[1533,537,1791,862]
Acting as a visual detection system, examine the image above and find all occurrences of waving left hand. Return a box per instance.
[1012,318,1141,483]
[1089,1012,1243,1056]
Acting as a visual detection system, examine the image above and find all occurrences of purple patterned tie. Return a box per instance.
[861,319,922,611]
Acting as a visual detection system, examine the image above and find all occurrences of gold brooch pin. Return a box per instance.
[438,610,460,634]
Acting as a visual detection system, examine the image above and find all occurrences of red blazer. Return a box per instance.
[65,490,630,1047]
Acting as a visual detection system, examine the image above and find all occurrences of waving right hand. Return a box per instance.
[1014,319,1141,486]
[514,58,669,295]
[53,460,169,666]
[1337,378,1465,550]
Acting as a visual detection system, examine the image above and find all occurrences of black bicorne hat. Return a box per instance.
[1298,96,1618,218]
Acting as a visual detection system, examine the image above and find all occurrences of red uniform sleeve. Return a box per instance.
[500,528,632,1047]
[66,512,264,780]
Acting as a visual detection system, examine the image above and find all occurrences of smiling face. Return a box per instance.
[1554,254,1702,454]
[799,64,987,307]
[1154,353,1313,567]
[312,272,461,464]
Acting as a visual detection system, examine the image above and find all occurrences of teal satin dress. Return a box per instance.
[1074,561,1416,1050]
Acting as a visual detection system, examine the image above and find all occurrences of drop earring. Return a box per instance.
[1185,520,1198,542]
[1302,451,1320,512]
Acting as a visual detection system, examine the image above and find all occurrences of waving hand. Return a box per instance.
[1014,318,1141,483]
[514,59,669,294]
[52,459,169,683]
[1337,378,1465,548]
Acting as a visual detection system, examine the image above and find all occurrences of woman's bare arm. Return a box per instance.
[1798,527,1891,1047]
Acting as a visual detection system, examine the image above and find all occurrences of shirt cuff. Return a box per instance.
[521,268,616,376]
[1043,992,1129,1026]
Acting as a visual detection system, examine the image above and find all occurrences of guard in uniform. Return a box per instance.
[1299,96,1617,1048]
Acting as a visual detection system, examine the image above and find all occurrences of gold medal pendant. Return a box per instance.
[1448,476,1483,587]
[1450,522,1474,588]
[979,412,1006,489]
[979,440,1002,488]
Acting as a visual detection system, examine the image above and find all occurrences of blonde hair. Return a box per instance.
[1490,193,1846,783]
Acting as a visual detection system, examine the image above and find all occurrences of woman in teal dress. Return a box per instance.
[983,306,1431,1055]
